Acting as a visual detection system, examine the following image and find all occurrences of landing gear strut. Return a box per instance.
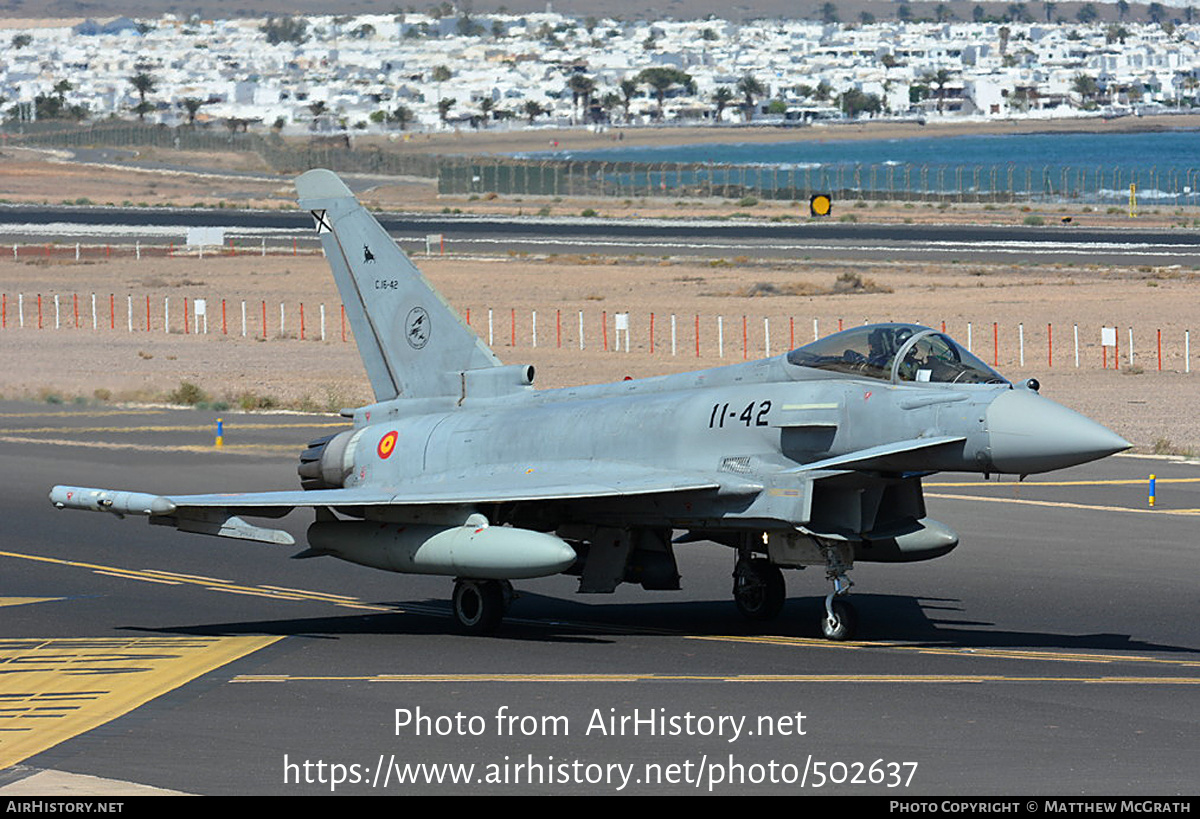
[820,542,856,641]
[732,557,786,621]
[451,579,513,634]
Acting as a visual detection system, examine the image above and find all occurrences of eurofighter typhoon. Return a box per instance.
[50,169,1130,639]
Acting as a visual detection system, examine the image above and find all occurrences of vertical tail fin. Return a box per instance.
[295,169,499,401]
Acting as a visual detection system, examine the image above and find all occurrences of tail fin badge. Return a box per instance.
[311,210,332,234]
[406,307,430,349]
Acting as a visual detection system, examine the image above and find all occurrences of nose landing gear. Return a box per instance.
[820,543,856,641]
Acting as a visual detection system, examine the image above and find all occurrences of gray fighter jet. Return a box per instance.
[50,169,1130,639]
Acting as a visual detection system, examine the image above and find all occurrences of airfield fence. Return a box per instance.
[437,156,1200,207]
[1,290,1192,377]
[12,123,1200,206]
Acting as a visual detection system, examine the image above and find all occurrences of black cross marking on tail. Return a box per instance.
[311,209,331,234]
[363,245,376,263]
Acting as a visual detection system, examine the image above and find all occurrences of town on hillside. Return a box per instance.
[3,5,1199,136]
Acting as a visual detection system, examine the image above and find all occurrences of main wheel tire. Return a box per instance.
[733,559,786,621]
[820,598,857,641]
[452,579,505,634]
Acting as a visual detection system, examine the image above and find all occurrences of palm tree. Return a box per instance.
[567,74,596,124]
[128,70,156,121]
[479,97,494,126]
[921,69,953,114]
[387,104,413,130]
[712,86,734,123]
[599,91,621,123]
[736,73,765,122]
[619,78,638,122]
[181,97,205,126]
[437,97,456,123]
[636,67,692,121]
[522,99,548,124]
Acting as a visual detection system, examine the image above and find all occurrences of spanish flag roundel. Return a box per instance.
[377,431,398,459]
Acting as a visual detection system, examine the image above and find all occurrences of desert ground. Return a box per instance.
[2,126,1199,456]
[0,247,1197,456]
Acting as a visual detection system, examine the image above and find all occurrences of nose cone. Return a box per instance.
[986,388,1130,474]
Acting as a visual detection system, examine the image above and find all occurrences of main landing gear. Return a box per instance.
[732,558,786,621]
[451,578,514,634]
[731,540,858,641]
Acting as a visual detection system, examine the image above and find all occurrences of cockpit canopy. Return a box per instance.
[786,323,1009,385]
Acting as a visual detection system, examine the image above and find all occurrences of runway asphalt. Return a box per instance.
[0,401,1196,795]
[4,204,1200,265]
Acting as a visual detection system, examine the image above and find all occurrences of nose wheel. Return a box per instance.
[451,579,513,634]
[821,597,857,641]
[820,542,856,641]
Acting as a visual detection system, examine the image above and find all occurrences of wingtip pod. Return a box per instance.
[49,485,175,516]
[295,168,354,203]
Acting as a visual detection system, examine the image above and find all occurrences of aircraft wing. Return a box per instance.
[49,463,728,545]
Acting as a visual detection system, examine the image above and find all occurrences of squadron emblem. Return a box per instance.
[405,306,430,349]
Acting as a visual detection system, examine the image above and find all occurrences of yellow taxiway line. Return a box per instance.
[229,672,1199,685]
[687,635,1200,669]
[0,550,392,612]
[0,636,280,768]
[0,423,348,435]
[927,478,1200,488]
[925,492,1200,516]
[0,435,297,455]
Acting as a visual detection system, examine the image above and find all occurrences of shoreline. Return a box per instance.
[359,113,1200,157]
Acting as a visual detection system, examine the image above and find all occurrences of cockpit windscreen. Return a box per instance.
[786,323,1008,385]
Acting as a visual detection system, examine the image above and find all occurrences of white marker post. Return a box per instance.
[718,316,724,358]
[195,299,207,334]
[671,314,677,356]
[1185,330,1191,373]
[18,294,23,328]
[241,301,247,337]
[1101,326,1116,368]
[1018,323,1025,367]
[614,312,630,353]
[320,304,326,341]
[54,295,60,329]
[127,295,133,332]
[488,309,494,347]
[91,293,96,330]
[1073,324,1079,368]
[967,322,972,352]
[165,297,169,334]
[578,310,584,350]
[764,318,771,357]
[813,318,819,341]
